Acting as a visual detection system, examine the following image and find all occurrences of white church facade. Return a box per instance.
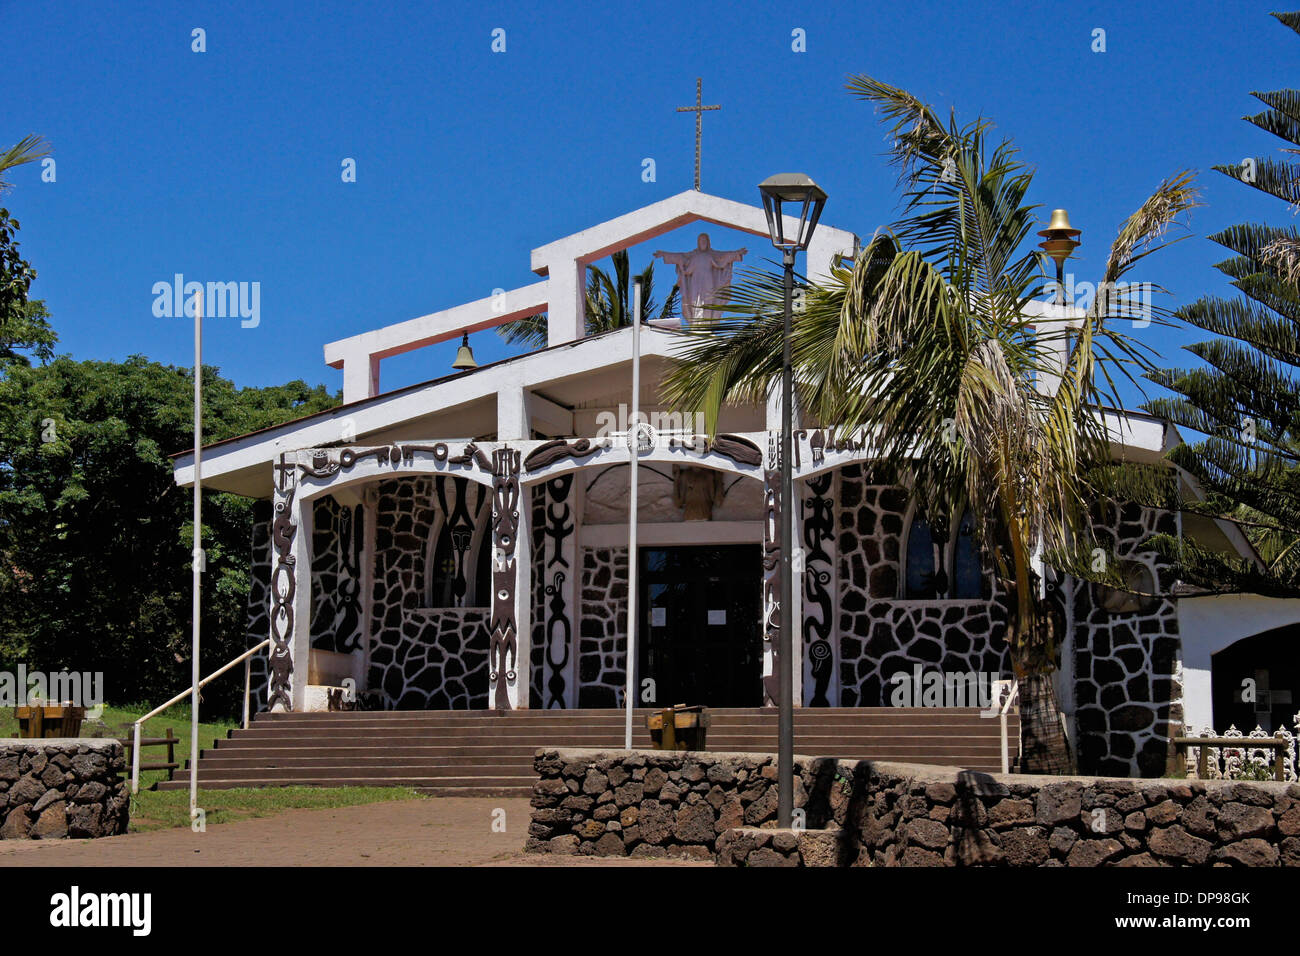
[173,190,1299,778]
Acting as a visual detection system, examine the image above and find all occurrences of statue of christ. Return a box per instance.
[654,233,747,321]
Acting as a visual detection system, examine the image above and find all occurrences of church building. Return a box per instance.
[172,188,1298,779]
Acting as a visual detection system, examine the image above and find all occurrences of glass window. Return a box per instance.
[952,509,982,598]
[905,514,938,599]
[429,523,457,608]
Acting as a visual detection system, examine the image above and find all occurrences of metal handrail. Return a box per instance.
[995,680,1020,774]
[130,638,271,794]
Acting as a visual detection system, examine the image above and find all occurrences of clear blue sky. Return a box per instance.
[5,0,1294,408]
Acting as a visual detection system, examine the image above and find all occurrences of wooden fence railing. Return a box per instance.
[118,727,181,784]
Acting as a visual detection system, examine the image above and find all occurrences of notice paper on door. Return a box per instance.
[651,607,666,627]
[707,609,726,626]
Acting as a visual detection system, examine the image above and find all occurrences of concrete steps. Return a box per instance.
[153,707,1019,793]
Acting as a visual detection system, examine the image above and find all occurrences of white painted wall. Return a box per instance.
[1178,593,1300,731]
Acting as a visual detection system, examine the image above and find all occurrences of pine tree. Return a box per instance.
[1143,11,1300,596]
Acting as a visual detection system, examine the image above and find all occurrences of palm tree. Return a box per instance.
[497,249,679,349]
[663,76,1197,773]
[0,135,51,193]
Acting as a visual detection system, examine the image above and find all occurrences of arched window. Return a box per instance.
[904,513,939,599]
[429,522,458,608]
[951,509,982,598]
[902,503,982,600]
[426,476,491,608]
[475,523,493,606]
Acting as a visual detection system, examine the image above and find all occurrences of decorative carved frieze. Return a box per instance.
[711,433,762,467]
[525,438,600,472]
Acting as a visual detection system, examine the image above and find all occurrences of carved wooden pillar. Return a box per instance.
[761,441,781,707]
[801,470,838,706]
[540,474,578,708]
[490,447,524,709]
[268,453,301,712]
[762,435,805,708]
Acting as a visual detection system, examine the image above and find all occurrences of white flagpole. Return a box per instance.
[190,290,203,822]
[624,279,643,750]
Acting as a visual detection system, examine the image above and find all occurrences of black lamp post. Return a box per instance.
[758,173,827,829]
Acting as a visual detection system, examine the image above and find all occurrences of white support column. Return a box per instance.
[290,489,314,712]
[546,260,586,348]
[498,381,531,441]
[341,354,381,405]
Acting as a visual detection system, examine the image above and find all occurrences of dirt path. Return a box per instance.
[0,798,706,867]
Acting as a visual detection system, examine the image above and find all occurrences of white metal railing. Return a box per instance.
[992,679,1020,774]
[1175,714,1299,783]
[130,638,270,794]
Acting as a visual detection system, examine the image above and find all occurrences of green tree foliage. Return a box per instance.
[1141,11,1300,596]
[497,249,679,349]
[0,209,56,368]
[0,354,339,715]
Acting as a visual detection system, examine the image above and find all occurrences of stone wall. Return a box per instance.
[1070,501,1183,777]
[528,749,1300,866]
[835,468,1012,708]
[310,494,366,654]
[577,547,627,708]
[0,739,130,840]
[370,476,489,709]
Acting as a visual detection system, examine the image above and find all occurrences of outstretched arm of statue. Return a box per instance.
[656,251,684,265]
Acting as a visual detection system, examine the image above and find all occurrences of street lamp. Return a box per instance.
[758,173,827,829]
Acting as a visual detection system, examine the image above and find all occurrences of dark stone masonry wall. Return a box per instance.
[1071,501,1183,778]
[0,740,130,840]
[577,547,628,708]
[834,468,1012,707]
[310,494,366,654]
[370,477,489,709]
[529,749,1300,866]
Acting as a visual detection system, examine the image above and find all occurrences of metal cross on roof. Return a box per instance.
[676,77,719,191]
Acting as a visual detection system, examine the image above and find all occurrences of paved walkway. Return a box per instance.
[0,798,706,867]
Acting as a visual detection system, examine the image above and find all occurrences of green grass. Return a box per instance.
[129,785,426,832]
[5,702,428,832]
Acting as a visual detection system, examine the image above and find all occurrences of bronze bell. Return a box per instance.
[1038,208,1080,266]
[451,331,478,371]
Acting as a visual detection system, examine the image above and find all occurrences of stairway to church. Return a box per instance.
[153,708,1019,796]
